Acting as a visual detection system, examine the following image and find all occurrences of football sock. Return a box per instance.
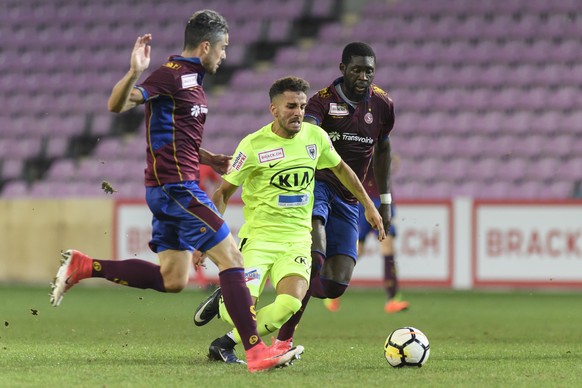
[218,268,259,351]
[92,259,166,292]
[278,261,321,341]
[311,251,325,273]
[383,254,398,299]
[213,334,237,350]
[308,251,326,298]
[277,291,310,342]
[231,294,302,343]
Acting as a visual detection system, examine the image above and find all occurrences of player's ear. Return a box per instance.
[201,41,210,54]
[269,103,277,118]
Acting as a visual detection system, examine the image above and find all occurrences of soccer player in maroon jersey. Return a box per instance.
[325,161,409,313]
[276,42,395,344]
[49,9,301,372]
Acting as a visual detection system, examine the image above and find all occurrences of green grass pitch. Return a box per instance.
[1,285,581,387]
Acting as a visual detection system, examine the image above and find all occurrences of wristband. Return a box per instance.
[380,193,392,204]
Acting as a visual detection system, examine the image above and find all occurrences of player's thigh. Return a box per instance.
[239,239,276,299]
[205,233,244,272]
[325,200,359,261]
[311,181,333,253]
[270,241,311,300]
[146,182,230,254]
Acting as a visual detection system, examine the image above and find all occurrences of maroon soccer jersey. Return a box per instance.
[135,56,208,186]
[362,168,380,198]
[305,77,395,203]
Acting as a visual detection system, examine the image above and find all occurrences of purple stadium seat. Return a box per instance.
[451,180,483,198]
[2,159,24,180]
[93,138,123,160]
[310,0,334,17]
[511,135,546,158]
[413,157,442,181]
[498,157,528,182]
[528,111,560,136]
[486,181,512,199]
[540,180,574,198]
[1,181,29,198]
[468,157,499,183]
[45,137,69,160]
[45,159,77,182]
[554,157,582,181]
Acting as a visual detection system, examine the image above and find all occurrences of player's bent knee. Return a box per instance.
[321,278,348,299]
[162,277,188,293]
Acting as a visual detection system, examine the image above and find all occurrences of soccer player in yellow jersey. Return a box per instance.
[194,76,385,364]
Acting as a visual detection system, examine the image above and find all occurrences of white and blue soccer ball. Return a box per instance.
[384,326,430,367]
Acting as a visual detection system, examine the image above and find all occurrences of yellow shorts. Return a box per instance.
[239,238,311,298]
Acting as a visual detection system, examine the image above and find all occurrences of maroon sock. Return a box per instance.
[219,268,259,351]
[278,288,311,342]
[92,259,166,292]
[309,251,327,298]
[384,254,398,299]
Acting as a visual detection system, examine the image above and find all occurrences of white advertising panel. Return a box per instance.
[473,201,582,287]
[354,201,453,287]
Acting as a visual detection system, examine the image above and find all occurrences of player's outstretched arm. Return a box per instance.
[211,180,238,215]
[108,34,151,113]
[200,148,232,175]
[330,160,386,240]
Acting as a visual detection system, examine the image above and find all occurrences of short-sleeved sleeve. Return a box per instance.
[304,91,327,125]
[315,125,341,170]
[136,67,178,102]
[222,136,256,187]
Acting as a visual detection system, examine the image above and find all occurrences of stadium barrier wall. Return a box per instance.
[1,198,581,289]
[0,199,113,283]
[113,198,582,290]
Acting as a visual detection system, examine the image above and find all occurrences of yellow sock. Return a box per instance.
[231,294,302,343]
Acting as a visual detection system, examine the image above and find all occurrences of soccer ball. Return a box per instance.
[384,326,430,367]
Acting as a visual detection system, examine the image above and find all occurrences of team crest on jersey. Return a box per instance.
[306,144,317,160]
[181,73,199,88]
[163,62,181,70]
[329,103,349,116]
[364,112,374,124]
[232,151,247,171]
[258,148,285,163]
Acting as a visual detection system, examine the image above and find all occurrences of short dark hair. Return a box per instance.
[184,9,229,50]
[341,42,376,65]
[269,76,310,101]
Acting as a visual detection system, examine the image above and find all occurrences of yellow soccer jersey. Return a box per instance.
[224,122,341,242]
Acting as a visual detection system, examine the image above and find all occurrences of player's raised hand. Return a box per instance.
[130,34,152,73]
